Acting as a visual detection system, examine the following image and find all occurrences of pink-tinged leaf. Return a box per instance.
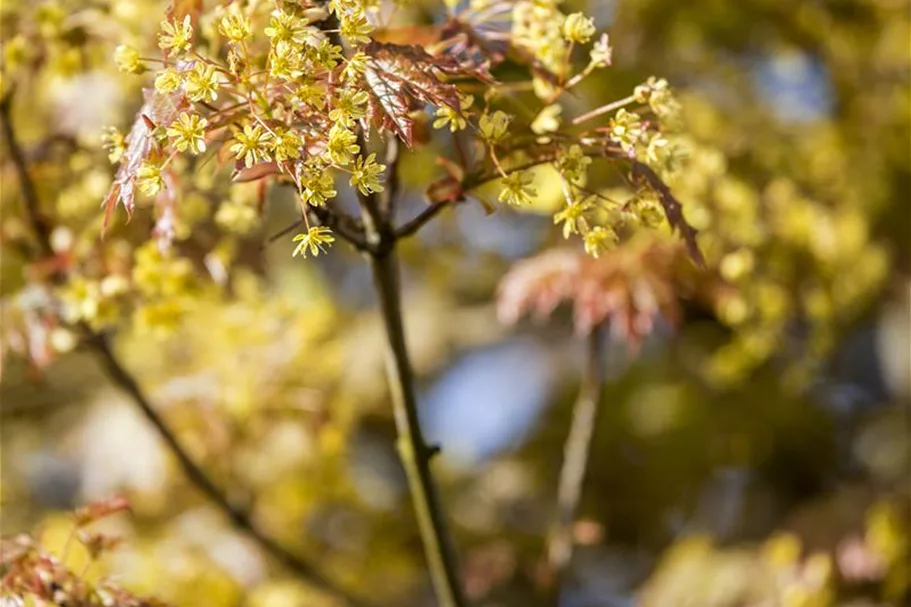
[436,17,559,88]
[73,495,132,527]
[0,536,34,566]
[497,243,691,348]
[436,18,508,70]
[363,42,483,147]
[101,88,187,233]
[426,175,464,206]
[426,157,467,206]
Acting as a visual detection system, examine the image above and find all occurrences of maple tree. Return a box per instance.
[1,1,907,607]
[89,3,700,606]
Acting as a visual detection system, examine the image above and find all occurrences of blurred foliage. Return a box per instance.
[1,1,909,607]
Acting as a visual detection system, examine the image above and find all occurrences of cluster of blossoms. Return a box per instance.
[106,1,392,257]
[99,0,692,266]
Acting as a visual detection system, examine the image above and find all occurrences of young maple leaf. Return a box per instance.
[362,42,488,147]
[102,88,186,232]
[497,242,697,348]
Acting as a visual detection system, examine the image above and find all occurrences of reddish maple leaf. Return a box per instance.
[102,88,186,232]
[497,242,696,348]
[73,494,132,527]
[362,42,488,147]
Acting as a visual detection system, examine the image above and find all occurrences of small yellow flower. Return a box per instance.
[433,94,473,132]
[270,127,303,163]
[292,226,335,258]
[218,7,252,44]
[184,62,219,103]
[479,111,511,143]
[158,15,193,55]
[628,194,664,228]
[312,40,343,69]
[230,123,272,168]
[350,153,386,195]
[326,124,359,166]
[166,112,208,155]
[329,88,369,126]
[269,40,304,81]
[498,171,537,206]
[554,199,593,239]
[342,51,369,82]
[299,167,337,207]
[563,13,596,44]
[609,109,644,152]
[558,145,592,183]
[583,226,617,258]
[154,67,182,93]
[339,12,373,45]
[136,161,164,197]
[101,127,126,165]
[114,45,144,74]
[264,10,312,45]
[635,77,682,125]
[294,79,328,109]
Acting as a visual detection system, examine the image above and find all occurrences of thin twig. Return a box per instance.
[309,205,373,253]
[572,94,637,125]
[547,324,607,579]
[264,219,303,247]
[0,91,54,258]
[1,92,376,607]
[396,202,451,239]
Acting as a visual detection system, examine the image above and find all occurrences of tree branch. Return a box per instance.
[309,204,373,253]
[547,324,607,580]
[89,335,374,607]
[1,91,376,607]
[367,250,468,607]
[395,201,451,239]
[265,220,304,247]
[355,130,467,606]
[0,91,54,259]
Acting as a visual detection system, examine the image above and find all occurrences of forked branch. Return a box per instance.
[358,139,468,607]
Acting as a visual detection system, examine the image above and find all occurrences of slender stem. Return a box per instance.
[0,91,54,258]
[1,91,375,607]
[367,250,468,607]
[265,219,304,247]
[396,201,450,239]
[547,325,607,578]
[356,133,466,606]
[572,94,637,125]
